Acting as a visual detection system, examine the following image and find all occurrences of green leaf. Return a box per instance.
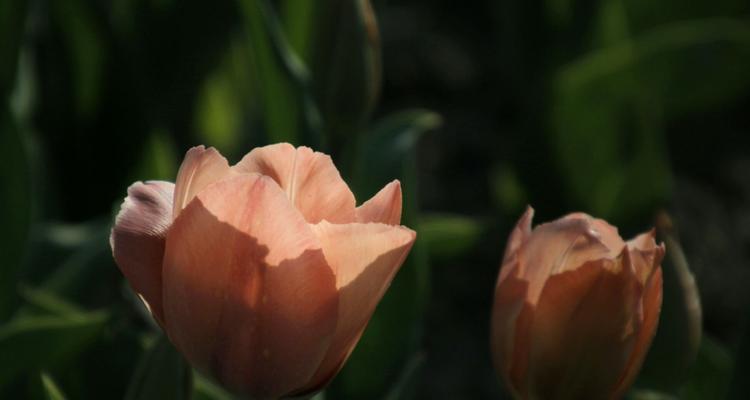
[591,0,631,47]
[553,24,676,220]
[678,336,732,400]
[40,372,67,400]
[353,109,441,196]
[238,0,322,147]
[553,19,750,220]
[195,38,256,158]
[382,352,426,400]
[280,0,317,64]
[558,18,750,116]
[726,293,750,398]
[50,0,105,118]
[309,0,382,141]
[0,0,27,99]
[192,371,235,400]
[544,0,573,27]
[0,311,108,390]
[130,129,179,182]
[125,335,191,400]
[489,164,527,214]
[0,106,31,320]
[38,221,113,303]
[196,67,244,153]
[419,213,484,260]
[628,388,678,400]
[309,393,326,400]
[622,0,748,34]
[17,286,84,318]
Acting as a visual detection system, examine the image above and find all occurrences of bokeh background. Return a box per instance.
[2,0,750,398]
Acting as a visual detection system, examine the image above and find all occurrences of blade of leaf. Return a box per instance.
[353,109,441,195]
[0,0,27,99]
[552,16,681,220]
[49,0,105,118]
[38,219,112,301]
[489,164,528,213]
[280,0,316,63]
[628,389,679,400]
[419,213,484,260]
[40,372,67,400]
[125,334,191,400]
[17,286,84,318]
[192,370,235,400]
[238,0,323,147]
[553,18,750,221]
[0,106,31,320]
[0,311,108,390]
[309,0,382,141]
[679,336,732,400]
[558,18,750,116]
[309,393,326,400]
[382,352,426,400]
[195,38,255,159]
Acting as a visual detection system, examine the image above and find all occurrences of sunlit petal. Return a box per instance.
[172,146,233,218]
[162,174,338,398]
[234,143,356,223]
[355,180,403,225]
[301,221,416,390]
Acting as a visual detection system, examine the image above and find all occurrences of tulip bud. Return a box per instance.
[490,207,664,400]
[111,143,416,399]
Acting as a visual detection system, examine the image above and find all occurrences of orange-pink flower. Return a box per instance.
[490,207,664,400]
[110,144,416,399]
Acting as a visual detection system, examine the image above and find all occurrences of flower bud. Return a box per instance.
[490,207,664,400]
[111,143,416,399]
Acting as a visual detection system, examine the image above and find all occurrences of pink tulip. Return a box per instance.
[490,207,664,400]
[110,144,416,399]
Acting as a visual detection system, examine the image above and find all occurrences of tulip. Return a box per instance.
[110,143,416,399]
[490,207,664,400]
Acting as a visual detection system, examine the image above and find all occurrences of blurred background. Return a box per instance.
[1,0,750,398]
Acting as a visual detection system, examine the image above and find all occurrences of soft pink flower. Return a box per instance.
[111,144,416,399]
[490,207,664,400]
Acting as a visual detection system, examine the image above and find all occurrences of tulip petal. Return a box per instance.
[233,141,296,183]
[110,181,173,324]
[490,261,532,399]
[509,300,535,399]
[498,206,534,282]
[627,229,658,252]
[172,146,232,218]
[565,212,626,254]
[518,214,620,304]
[627,230,666,283]
[355,180,402,225]
[528,252,641,400]
[234,143,356,223]
[612,267,663,399]
[301,221,416,390]
[162,174,338,398]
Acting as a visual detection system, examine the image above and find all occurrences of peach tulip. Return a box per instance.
[490,207,664,400]
[110,144,416,399]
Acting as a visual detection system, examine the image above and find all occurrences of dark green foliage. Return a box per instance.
[1,0,749,398]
